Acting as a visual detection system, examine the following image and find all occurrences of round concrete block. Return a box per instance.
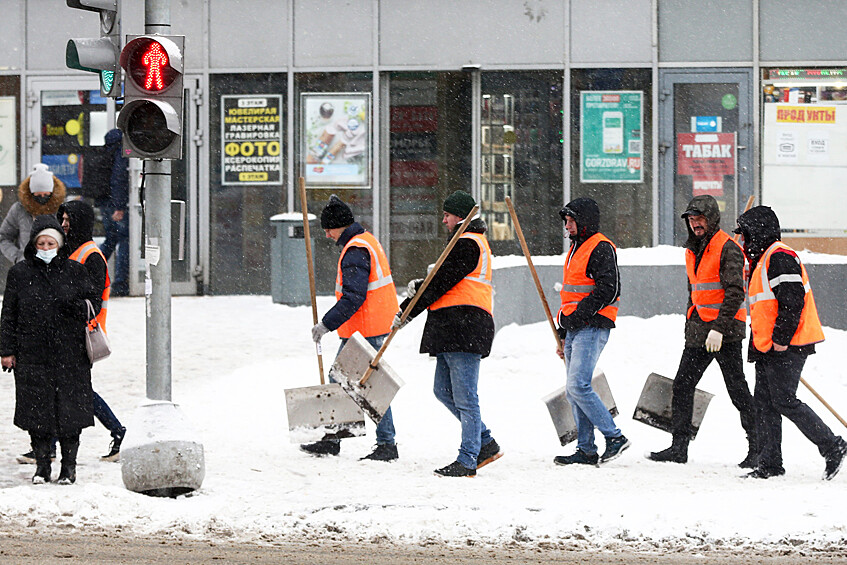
[121,401,205,497]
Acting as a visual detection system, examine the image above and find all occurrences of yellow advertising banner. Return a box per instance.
[776,106,836,124]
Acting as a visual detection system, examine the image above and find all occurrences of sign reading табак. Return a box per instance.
[580,91,643,183]
[222,95,283,185]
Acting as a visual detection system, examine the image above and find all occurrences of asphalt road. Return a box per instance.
[1,533,846,565]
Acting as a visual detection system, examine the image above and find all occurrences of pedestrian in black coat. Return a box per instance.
[0,214,98,484]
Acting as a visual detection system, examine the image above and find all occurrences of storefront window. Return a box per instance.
[209,73,287,294]
[387,72,471,286]
[570,69,652,248]
[481,71,563,256]
[761,68,847,255]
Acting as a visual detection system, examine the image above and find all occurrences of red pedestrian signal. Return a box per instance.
[118,35,184,159]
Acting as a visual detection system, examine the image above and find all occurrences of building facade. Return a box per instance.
[1,0,845,295]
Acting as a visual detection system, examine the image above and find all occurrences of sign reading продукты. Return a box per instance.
[222,95,283,185]
[580,91,643,183]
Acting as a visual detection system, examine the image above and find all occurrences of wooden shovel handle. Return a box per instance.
[732,195,756,243]
[505,197,563,357]
[359,205,480,385]
[801,377,847,429]
[299,177,325,384]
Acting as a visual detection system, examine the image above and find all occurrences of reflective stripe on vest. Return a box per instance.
[748,241,824,352]
[685,229,746,323]
[69,241,111,333]
[429,232,493,314]
[335,232,399,339]
[558,232,619,323]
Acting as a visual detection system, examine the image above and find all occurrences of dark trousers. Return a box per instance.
[672,341,756,441]
[755,350,838,471]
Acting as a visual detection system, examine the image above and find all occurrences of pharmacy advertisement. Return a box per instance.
[222,95,283,185]
[580,91,643,183]
[301,93,370,188]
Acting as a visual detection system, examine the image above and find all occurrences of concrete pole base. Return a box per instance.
[121,401,205,497]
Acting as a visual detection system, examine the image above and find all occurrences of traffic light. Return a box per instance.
[117,35,185,160]
[65,0,122,98]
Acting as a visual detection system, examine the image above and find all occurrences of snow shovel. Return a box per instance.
[284,177,366,442]
[330,205,480,423]
[505,196,619,444]
[542,370,619,445]
[632,373,714,440]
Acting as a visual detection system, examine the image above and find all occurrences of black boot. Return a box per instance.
[57,436,80,485]
[738,436,759,469]
[647,435,689,463]
[31,435,53,484]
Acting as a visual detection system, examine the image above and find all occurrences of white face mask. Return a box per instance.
[36,248,58,264]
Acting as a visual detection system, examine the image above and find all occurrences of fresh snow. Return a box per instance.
[0,294,845,554]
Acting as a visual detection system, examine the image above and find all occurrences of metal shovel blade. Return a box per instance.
[329,332,405,424]
[632,372,715,439]
[284,383,366,443]
[542,371,619,446]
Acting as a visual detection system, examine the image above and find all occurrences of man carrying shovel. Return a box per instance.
[554,198,629,467]
[648,195,757,467]
[397,190,501,478]
[734,205,846,480]
[303,195,400,462]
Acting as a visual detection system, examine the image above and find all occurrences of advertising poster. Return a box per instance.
[222,95,283,185]
[580,91,643,183]
[0,97,16,186]
[301,93,370,188]
[676,132,736,197]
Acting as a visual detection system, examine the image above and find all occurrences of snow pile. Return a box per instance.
[0,296,845,554]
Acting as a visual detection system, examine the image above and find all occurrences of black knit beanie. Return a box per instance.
[443,190,476,218]
[320,194,354,229]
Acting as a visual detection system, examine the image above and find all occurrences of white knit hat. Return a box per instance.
[29,163,54,193]
[35,227,64,248]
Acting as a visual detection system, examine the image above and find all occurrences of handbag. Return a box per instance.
[84,299,111,363]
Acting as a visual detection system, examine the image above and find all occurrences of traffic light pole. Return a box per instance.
[145,0,171,401]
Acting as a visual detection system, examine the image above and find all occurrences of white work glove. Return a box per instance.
[705,329,723,353]
[406,278,424,298]
[311,322,329,343]
[391,311,408,331]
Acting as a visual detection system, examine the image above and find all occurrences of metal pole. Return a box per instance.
[145,0,172,401]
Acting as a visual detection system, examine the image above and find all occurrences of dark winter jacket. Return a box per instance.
[96,128,129,211]
[57,201,108,314]
[682,195,746,346]
[735,206,814,361]
[557,198,620,336]
[0,175,67,264]
[0,215,97,436]
[322,222,374,332]
[400,217,495,357]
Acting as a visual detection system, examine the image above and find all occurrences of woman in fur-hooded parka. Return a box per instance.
[0,166,67,264]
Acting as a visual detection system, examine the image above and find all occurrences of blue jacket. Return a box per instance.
[98,128,129,211]
[321,223,372,332]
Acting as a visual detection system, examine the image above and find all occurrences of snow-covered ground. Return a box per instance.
[0,293,845,554]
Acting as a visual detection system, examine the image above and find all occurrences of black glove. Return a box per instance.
[2,365,12,373]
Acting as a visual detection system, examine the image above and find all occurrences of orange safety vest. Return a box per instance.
[335,231,398,339]
[429,232,493,314]
[69,241,111,333]
[685,229,746,323]
[558,233,619,323]
[748,241,824,353]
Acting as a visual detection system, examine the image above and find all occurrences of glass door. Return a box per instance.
[658,70,754,244]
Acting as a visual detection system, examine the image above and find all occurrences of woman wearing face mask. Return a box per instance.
[0,163,66,265]
[0,215,98,485]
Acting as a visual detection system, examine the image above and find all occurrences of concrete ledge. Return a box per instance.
[492,263,847,332]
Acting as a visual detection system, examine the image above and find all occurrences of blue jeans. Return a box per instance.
[564,326,620,455]
[93,391,124,438]
[99,205,129,295]
[433,352,492,469]
[335,334,396,445]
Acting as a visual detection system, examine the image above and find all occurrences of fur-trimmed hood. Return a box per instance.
[18,174,67,217]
